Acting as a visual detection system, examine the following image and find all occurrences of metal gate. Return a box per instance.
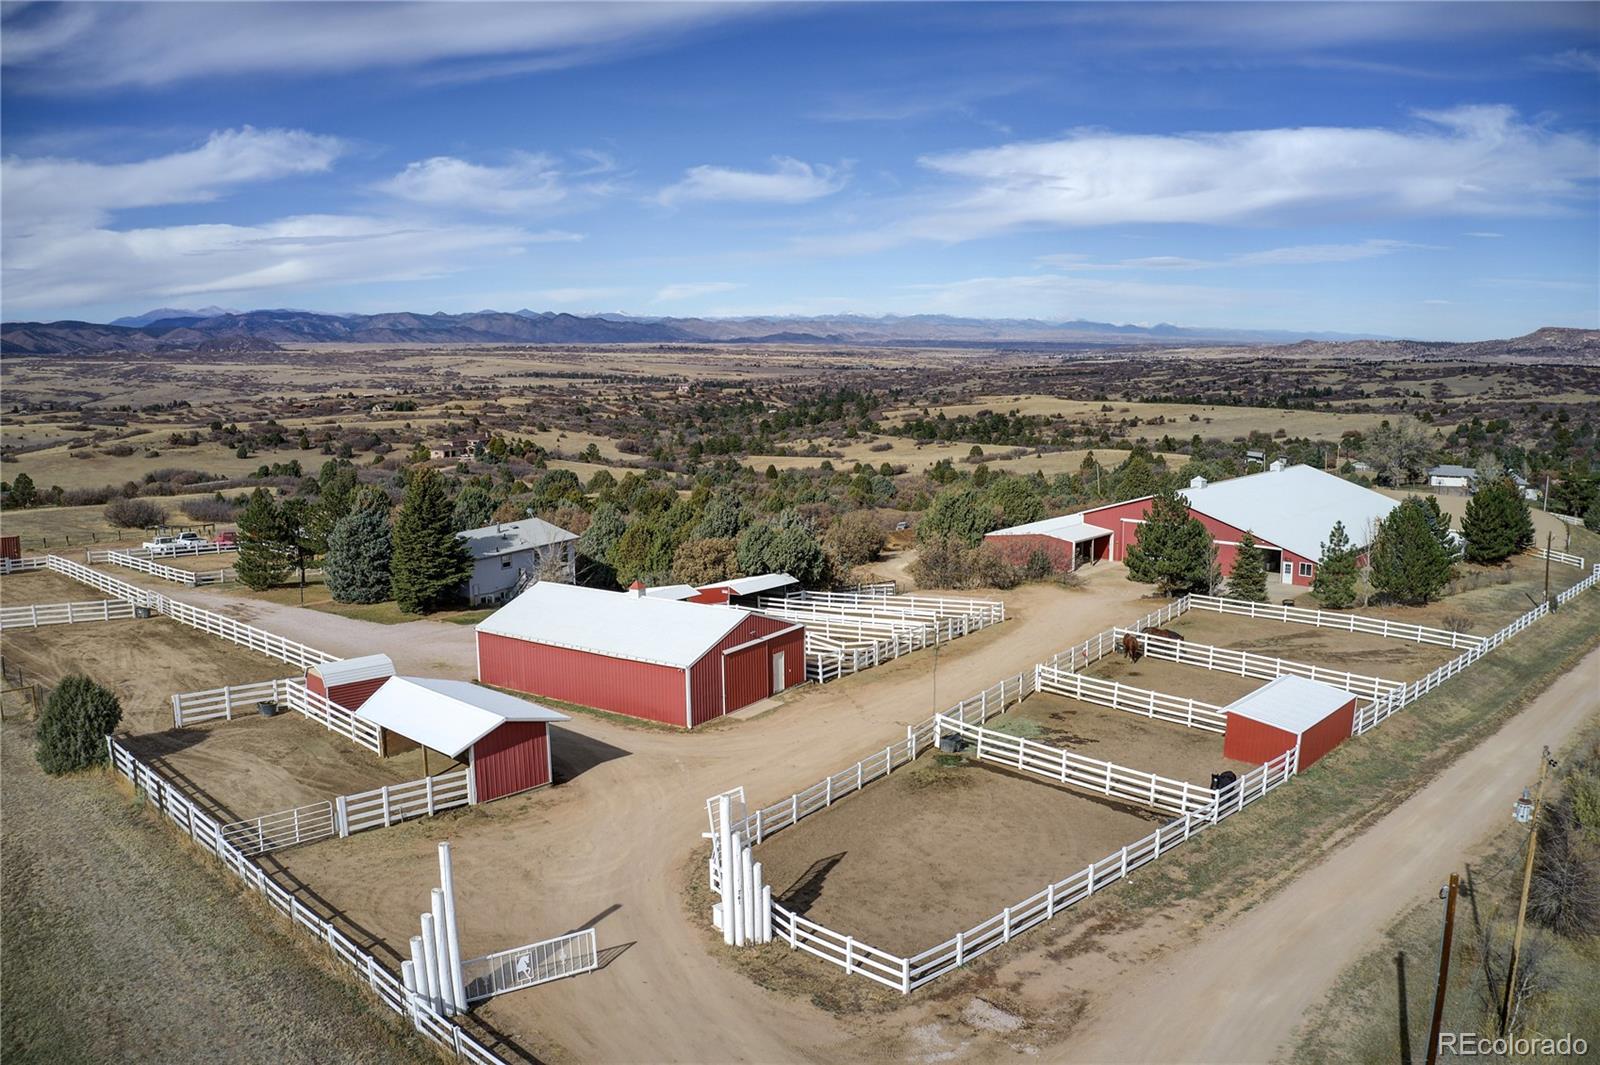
[461,928,599,1003]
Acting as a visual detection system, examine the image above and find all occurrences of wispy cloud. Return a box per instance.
[808,76,1040,123]
[1463,231,1504,238]
[1037,238,1434,272]
[0,3,761,92]
[658,157,848,206]
[1531,48,1600,75]
[797,106,1597,254]
[654,281,743,302]
[380,152,571,214]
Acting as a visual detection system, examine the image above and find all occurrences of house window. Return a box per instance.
[501,557,512,569]
[1298,562,1313,578]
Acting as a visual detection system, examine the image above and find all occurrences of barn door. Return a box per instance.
[771,651,786,694]
[1281,562,1294,584]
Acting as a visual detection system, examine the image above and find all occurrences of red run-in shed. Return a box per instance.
[354,676,569,802]
[475,581,806,728]
[306,654,395,711]
[1221,675,1357,770]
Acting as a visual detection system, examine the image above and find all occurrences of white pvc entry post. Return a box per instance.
[718,795,735,946]
[419,913,441,1012]
[438,842,468,1014]
[408,936,426,1005]
[430,889,452,1015]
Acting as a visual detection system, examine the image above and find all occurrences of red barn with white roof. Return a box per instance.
[1221,675,1357,770]
[475,582,806,728]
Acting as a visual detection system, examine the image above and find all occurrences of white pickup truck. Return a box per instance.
[143,531,209,555]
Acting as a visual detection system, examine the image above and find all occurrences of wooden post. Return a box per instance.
[1501,749,1555,1035]
[1425,873,1459,1065]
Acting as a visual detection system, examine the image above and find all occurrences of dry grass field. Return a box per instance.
[884,396,1400,441]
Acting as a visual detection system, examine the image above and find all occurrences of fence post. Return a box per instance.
[755,808,764,845]
[790,793,798,825]
[907,724,916,759]
[382,785,393,827]
[336,795,349,837]
[844,936,854,973]
[955,930,964,966]
[425,775,436,816]
[1046,881,1055,916]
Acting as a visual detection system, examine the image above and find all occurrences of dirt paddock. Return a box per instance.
[0,570,117,606]
[990,692,1253,785]
[752,756,1160,957]
[1087,653,1268,705]
[1163,612,1462,681]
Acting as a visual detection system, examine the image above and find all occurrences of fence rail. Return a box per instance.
[1041,597,1190,673]
[1187,594,1484,649]
[1115,628,1406,701]
[1526,545,1584,568]
[154,596,337,672]
[171,678,290,726]
[105,737,502,1063]
[339,769,472,834]
[42,555,151,604]
[220,800,337,855]
[0,598,137,630]
[1034,662,1229,732]
[86,542,237,563]
[101,549,236,586]
[0,556,49,574]
[461,929,598,1003]
[935,714,1216,815]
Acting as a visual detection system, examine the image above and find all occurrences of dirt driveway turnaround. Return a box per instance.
[1058,646,1600,1065]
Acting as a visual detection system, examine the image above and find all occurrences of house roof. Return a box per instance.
[309,653,395,687]
[476,581,754,669]
[457,517,577,561]
[987,512,1114,543]
[1224,675,1355,736]
[698,573,800,597]
[643,584,699,600]
[354,676,568,758]
[1179,464,1396,558]
[1428,464,1477,479]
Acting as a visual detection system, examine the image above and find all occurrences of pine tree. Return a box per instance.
[1312,520,1359,609]
[1124,484,1217,595]
[35,674,122,775]
[8,472,36,508]
[1227,531,1268,602]
[390,466,473,613]
[1461,477,1535,564]
[1370,497,1454,605]
[324,497,393,603]
[234,487,293,590]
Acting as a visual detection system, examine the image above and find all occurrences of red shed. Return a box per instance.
[475,581,806,728]
[354,676,569,802]
[0,535,20,561]
[306,654,395,711]
[1221,675,1357,770]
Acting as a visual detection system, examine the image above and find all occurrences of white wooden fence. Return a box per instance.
[0,598,137,630]
[0,556,48,574]
[86,542,237,562]
[42,555,152,604]
[100,549,236,586]
[169,677,381,752]
[461,929,598,1003]
[1526,545,1584,569]
[152,594,338,671]
[935,714,1217,815]
[760,588,1006,683]
[1040,597,1191,673]
[1114,628,1407,702]
[1034,662,1230,732]
[217,767,474,856]
[104,737,503,1064]
[1187,594,1484,649]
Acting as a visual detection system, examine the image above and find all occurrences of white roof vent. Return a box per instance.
[1190,476,1208,490]
[1269,459,1287,473]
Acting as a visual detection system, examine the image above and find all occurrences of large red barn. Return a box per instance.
[986,463,1398,587]
[475,581,806,728]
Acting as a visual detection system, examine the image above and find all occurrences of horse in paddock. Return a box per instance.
[1120,631,1144,661]
[1145,627,1184,642]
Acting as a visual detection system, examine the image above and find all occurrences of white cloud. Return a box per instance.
[654,281,744,302]
[658,157,848,206]
[2,213,567,314]
[1463,231,1504,238]
[1035,239,1431,272]
[1532,48,1600,75]
[830,106,1596,249]
[380,153,569,213]
[2,127,343,230]
[1,3,759,91]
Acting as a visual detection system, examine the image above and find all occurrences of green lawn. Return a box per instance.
[217,574,494,626]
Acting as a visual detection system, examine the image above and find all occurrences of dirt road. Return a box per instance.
[1060,646,1600,1065]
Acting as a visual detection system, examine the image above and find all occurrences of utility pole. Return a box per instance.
[1501,747,1557,1036]
[1542,472,1550,512]
[1543,531,1552,604]
[1425,873,1460,1065]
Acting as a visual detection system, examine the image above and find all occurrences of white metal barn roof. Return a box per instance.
[987,512,1114,543]
[1180,464,1397,558]
[355,676,569,757]
[643,584,699,600]
[457,517,577,561]
[476,581,752,669]
[1224,675,1354,736]
[698,572,800,596]
[309,653,395,687]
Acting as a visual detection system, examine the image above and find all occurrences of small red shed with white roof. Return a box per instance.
[306,653,395,711]
[1221,675,1357,770]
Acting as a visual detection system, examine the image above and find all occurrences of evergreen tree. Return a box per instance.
[918,485,999,545]
[1113,453,1162,499]
[695,493,747,539]
[1419,495,1457,558]
[1461,477,1535,564]
[1370,497,1454,605]
[323,497,393,603]
[35,674,122,775]
[234,487,293,590]
[984,478,1045,527]
[1123,484,1216,595]
[1312,520,1359,609]
[451,482,496,531]
[577,503,626,586]
[390,466,473,613]
[1227,531,1268,602]
[8,472,36,508]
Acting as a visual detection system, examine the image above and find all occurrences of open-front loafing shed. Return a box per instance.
[475,581,807,728]
[306,653,395,711]
[355,676,570,802]
[1221,675,1358,770]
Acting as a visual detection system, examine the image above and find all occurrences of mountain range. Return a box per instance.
[1,307,1396,355]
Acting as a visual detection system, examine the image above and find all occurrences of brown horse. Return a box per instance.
[1145,627,1185,642]
[1120,632,1144,661]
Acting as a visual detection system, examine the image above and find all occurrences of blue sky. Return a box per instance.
[2,1,1597,339]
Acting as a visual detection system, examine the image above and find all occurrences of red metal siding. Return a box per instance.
[306,672,327,702]
[1080,498,1316,584]
[687,614,804,727]
[326,677,387,711]
[1223,718,1298,766]
[0,535,19,561]
[688,587,732,604]
[1297,697,1356,769]
[472,721,551,801]
[476,630,687,726]
[719,625,807,721]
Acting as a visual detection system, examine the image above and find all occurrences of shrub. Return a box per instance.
[180,497,238,522]
[824,511,886,568]
[35,674,122,775]
[103,497,167,528]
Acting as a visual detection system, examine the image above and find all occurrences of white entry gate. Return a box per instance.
[461,929,599,1003]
